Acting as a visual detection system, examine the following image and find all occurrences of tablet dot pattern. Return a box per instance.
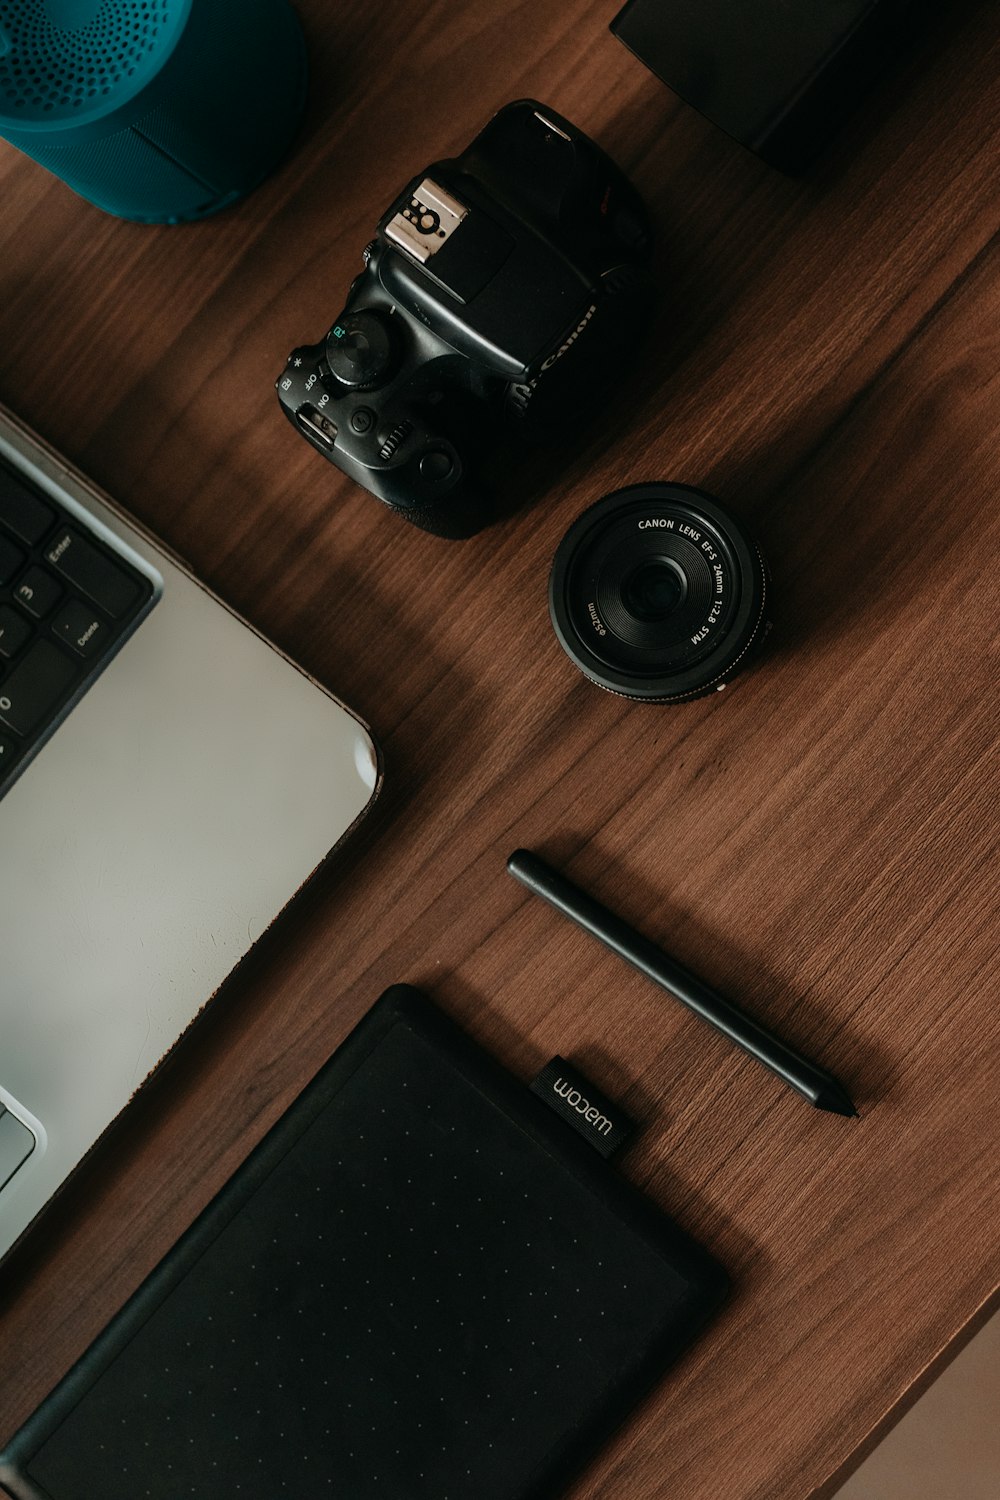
[28,1023,703,1499]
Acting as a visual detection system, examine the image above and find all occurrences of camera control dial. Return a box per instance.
[326,311,395,390]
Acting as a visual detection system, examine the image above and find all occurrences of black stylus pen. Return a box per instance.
[507,849,858,1118]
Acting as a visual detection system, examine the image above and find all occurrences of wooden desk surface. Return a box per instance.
[1,3,999,1496]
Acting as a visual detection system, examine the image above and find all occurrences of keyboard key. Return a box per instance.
[0,536,25,585]
[52,599,107,657]
[0,464,156,799]
[0,606,31,659]
[44,529,140,618]
[0,639,76,737]
[0,464,55,546]
[14,566,62,619]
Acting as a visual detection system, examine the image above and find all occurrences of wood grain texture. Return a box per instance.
[1,2,999,1496]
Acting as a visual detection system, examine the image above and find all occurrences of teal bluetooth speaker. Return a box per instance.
[0,0,307,222]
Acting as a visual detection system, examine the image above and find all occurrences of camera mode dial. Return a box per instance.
[326,311,395,390]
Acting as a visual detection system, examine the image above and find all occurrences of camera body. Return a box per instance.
[276,100,653,537]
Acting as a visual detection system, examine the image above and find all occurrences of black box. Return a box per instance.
[612,0,922,171]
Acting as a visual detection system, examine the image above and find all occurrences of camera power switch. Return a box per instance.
[295,404,337,451]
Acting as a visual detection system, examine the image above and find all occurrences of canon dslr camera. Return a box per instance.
[276,100,653,537]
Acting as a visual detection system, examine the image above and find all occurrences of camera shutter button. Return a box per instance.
[327,311,395,389]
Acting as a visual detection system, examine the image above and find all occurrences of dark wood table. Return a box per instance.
[2,3,999,1496]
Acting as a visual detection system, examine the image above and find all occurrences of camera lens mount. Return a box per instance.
[549,483,769,702]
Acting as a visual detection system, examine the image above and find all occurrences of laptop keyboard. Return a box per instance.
[0,457,156,797]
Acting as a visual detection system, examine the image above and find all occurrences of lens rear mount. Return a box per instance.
[549,483,768,703]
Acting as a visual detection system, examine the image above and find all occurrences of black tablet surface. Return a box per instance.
[0,986,727,1500]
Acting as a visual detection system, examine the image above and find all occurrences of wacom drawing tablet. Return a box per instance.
[0,986,728,1500]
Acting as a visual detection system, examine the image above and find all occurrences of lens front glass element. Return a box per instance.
[621,558,687,622]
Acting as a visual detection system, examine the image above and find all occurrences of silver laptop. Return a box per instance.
[0,405,381,1263]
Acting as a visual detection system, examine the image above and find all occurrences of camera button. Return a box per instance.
[327,311,395,389]
[419,450,454,483]
[350,408,375,434]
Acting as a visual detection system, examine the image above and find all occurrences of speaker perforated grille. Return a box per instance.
[0,0,177,119]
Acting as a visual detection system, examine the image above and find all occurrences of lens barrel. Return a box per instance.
[549,483,768,702]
